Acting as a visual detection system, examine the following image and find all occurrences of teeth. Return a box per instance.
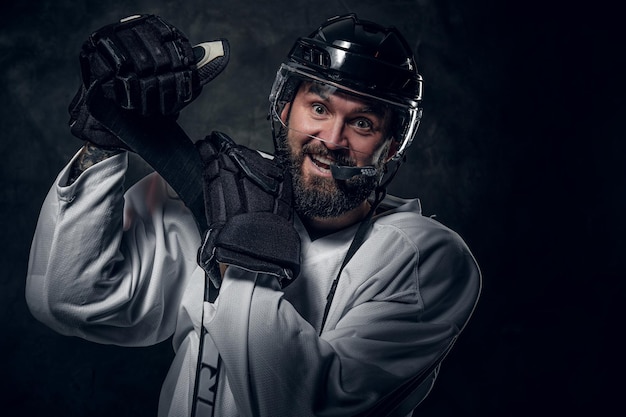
[310,154,332,171]
[312,154,333,166]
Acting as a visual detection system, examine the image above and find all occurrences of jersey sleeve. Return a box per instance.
[202,213,481,416]
[25,150,201,346]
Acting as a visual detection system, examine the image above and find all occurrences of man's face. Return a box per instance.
[276,82,395,220]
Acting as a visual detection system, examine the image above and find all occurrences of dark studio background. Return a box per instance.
[1,0,623,416]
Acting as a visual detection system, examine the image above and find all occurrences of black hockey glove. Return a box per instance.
[196,131,300,289]
[68,83,131,150]
[68,14,229,148]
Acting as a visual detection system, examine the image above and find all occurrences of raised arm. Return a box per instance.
[26,14,229,347]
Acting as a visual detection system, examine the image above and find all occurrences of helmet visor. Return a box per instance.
[269,63,421,160]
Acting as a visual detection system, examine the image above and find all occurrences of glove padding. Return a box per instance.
[68,14,229,149]
[68,84,130,150]
[196,131,300,288]
[77,14,229,117]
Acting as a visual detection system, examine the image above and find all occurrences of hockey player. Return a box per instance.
[26,13,481,417]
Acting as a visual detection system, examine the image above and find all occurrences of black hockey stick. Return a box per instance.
[87,78,219,417]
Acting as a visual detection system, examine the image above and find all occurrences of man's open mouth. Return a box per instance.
[309,153,334,171]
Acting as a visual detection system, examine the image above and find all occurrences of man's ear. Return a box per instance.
[280,103,291,124]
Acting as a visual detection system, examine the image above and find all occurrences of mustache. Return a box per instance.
[301,142,356,167]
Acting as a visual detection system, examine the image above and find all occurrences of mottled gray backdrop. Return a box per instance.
[1,0,622,416]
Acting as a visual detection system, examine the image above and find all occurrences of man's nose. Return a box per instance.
[320,119,349,150]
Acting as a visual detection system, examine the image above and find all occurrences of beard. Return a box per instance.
[275,127,386,219]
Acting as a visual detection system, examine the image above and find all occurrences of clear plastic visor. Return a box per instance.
[269,64,421,160]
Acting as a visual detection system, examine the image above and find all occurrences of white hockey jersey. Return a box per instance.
[26,151,481,416]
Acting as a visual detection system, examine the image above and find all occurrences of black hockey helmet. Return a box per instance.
[269,13,423,160]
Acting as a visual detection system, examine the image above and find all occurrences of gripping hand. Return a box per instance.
[196,132,300,289]
[69,14,229,149]
[78,14,228,116]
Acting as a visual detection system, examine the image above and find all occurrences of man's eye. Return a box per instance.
[352,118,373,131]
[312,104,326,115]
